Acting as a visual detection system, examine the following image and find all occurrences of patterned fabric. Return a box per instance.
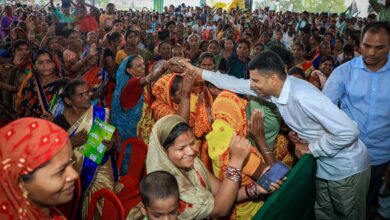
[67,106,119,219]
[17,76,66,118]
[0,118,68,220]
[127,115,215,220]
[151,73,178,120]
[273,134,296,168]
[295,60,315,78]
[206,91,265,219]
[151,73,198,129]
[194,87,215,172]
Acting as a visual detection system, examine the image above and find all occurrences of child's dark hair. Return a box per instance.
[287,67,305,79]
[140,171,179,207]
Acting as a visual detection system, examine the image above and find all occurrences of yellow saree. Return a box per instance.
[206,91,266,219]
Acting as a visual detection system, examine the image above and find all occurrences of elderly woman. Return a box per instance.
[128,115,280,219]
[111,55,169,174]
[0,117,79,220]
[53,79,118,219]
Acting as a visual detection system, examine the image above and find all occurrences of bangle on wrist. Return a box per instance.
[225,166,242,182]
[245,182,261,199]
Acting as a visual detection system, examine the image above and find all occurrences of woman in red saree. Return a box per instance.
[0,117,79,220]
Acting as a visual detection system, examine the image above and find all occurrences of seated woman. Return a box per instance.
[17,49,68,120]
[184,33,202,65]
[292,43,314,78]
[110,55,169,175]
[226,39,251,79]
[207,90,275,219]
[151,71,197,124]
[193,53,223,168]
[0,117,79,220]
[309,55,335,90]
[53,79,118,219]
[128,114,280,219]
[115,30,152,66]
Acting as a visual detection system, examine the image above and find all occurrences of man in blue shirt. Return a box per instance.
[179,50,370,220]
[323,21,390,217]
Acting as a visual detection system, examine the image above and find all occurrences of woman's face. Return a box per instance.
[48,38,61,52]
[260,34,269,44]
[319,60,334,76]
[86,32,98,45]
[275,32,283,41]
[21,141,79,206]
[236,43,249,58]
[127,57,145,77]
[199,57,215,71]
[159,43,172,60]
[35,53,56,77]
[188,36,199,49]
[334,39,342,49]
[321,43,332,55]
[115,35,126,48]
[126,32,139,46]
[68,84,91,109]
[252,45,263,57]
[68,32,82,48]
[292,45,304,58]
[207,42,219,54]
[224,40,234,50]
[166,130,196,169]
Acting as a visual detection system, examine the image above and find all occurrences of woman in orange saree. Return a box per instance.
[206,90,269,219]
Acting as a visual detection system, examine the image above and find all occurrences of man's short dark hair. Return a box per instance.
[140,171,179,207]
[248,51,287,80]
[361,21,390,42]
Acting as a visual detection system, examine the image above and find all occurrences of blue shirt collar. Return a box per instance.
[353,54,390,73]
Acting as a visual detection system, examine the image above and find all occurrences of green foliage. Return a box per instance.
[254,0,347,13]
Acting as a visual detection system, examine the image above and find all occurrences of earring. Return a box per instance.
[22,189,29,199]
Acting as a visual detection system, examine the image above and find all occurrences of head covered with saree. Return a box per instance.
[147,114,215,219]
[0,118,73,220]
[206,91,265,218]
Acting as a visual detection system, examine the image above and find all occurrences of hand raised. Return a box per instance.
[229,134,251,166]
[248,109,265,142]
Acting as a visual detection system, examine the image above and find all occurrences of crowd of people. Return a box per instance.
[0,0,389,219]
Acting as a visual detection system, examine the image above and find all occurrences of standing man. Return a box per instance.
[178,50,371,220]
[323,21,390,218]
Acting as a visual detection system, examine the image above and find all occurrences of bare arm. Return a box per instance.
[207,135,250,218]
[248,110,276,165]
[176,72,195,122]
